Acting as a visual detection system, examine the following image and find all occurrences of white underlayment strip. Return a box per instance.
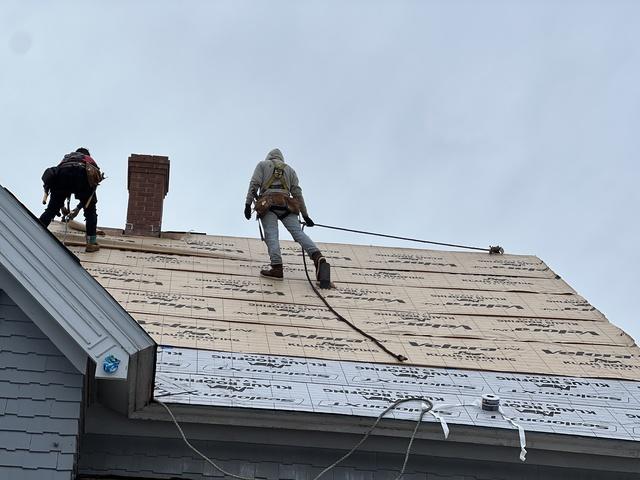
[155,346,640,443]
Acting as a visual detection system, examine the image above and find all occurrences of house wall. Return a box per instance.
[0,290,84,480]
[78,433,640,480]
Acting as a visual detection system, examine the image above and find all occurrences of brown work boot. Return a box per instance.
[85,243,100,253]
[260,264,283,280]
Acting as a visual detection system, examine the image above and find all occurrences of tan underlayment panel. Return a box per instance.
[50,226,640,380]
[108,293,632,346]
[55,225,556,276]
[76,248,574,294]
[133,312,640,380]
[85,263,603,321]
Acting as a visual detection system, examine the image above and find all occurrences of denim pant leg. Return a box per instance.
[280,214,320,256]
[260,211,282,265]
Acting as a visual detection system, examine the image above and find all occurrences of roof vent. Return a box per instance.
[125,154,170,237]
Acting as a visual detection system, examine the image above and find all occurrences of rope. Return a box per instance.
[156,398,254,480]
[311,397,433,480]
[59,197,72,245]
[393,404,430,480]
[156,396,433,480]
[310,223,504,254]
[300,227,408,363]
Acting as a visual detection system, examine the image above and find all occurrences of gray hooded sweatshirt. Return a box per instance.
[245,149,309,216]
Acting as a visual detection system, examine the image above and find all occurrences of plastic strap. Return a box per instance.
[429,409,450,439]
[430,400,526,462]
[429,401,478,439]
[498,406,527,462]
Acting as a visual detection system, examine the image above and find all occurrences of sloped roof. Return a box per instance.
[54,225,639,379]
[50,223,640,444]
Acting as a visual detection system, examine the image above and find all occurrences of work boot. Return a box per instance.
[310,251,326,279]
[85,243,100,253]
[260,264,283,280]
[85,235,100,253]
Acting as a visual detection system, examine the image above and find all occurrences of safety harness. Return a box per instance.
[263,159,289,193]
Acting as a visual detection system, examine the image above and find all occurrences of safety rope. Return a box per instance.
[309,223,504,254]
[301,227,408,363]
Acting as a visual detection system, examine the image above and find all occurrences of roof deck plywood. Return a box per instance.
[50,224,640,381]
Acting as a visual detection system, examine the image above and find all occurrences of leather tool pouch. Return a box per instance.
[255,193,300,218]
[85,163,104,188]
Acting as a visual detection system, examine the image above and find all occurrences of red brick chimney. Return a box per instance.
[125,154,170,237]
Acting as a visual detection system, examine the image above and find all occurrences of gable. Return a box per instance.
[0,187,155,381]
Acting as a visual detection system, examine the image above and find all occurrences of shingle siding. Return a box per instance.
[0,290,83,480]
[77,434,640,480]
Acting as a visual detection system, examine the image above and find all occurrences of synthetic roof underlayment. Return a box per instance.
[52,223,640,443]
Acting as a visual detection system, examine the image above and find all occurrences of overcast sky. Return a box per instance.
[2,1,639,343]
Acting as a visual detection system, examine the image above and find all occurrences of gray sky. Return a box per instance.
[3,1,639,342]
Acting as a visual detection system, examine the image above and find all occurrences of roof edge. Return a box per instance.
[108,404,640,470]
[0,186,155,381]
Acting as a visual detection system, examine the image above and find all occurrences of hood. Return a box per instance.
[265,148,284,163]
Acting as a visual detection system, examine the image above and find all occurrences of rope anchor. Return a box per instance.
[309,222,504,254]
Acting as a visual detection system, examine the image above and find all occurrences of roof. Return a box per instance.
[0,187,155,410]
[50,222,640,446]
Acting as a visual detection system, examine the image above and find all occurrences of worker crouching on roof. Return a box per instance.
[39,147,104,252]
[245,148,325,279]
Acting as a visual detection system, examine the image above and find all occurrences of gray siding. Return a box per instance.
[78,434,640,480]
[0,290,84,480]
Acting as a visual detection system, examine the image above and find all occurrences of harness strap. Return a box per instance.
[58,161,87,169]
[264,160,289,192]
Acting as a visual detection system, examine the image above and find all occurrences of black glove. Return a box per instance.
[244,204,252,220]
[303,215,314,227]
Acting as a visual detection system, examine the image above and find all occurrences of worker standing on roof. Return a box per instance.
[39,147,104,253]
[245,148,325,279]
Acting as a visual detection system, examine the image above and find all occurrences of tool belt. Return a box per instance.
[58,161,86,169]
[255,192,300,218]
[85,163,103,188]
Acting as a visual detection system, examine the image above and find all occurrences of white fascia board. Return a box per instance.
[0,187,155,380]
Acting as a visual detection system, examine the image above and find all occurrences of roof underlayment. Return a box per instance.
[51,223,640,443]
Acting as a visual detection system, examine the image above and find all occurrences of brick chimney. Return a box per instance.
[125,154,170,237]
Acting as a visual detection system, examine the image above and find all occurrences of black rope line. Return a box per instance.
[300,232,408,363]
[310,223,504,254]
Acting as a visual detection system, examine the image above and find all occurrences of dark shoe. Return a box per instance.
[260,264,283,280]
[310,251,326,278]
[85,243,100,253]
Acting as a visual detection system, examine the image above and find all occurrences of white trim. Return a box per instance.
[0,186,155,380]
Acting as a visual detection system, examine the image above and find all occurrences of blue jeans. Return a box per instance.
[260,211,320,265]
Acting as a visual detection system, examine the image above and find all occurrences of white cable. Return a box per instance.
[156,397,433,480]
[392,403,431,480]
[312,397,432,480]
[156,399,253,480]
[60,218,70,245]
